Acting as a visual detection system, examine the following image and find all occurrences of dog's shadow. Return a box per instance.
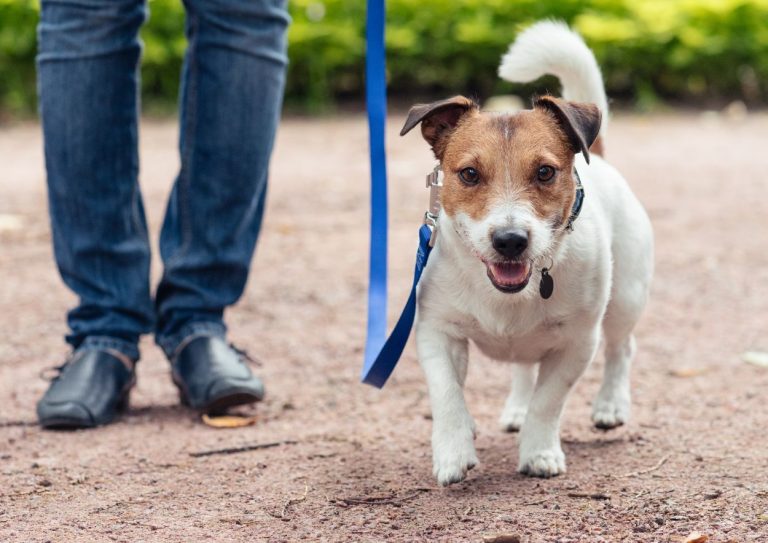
[455,431,633,492]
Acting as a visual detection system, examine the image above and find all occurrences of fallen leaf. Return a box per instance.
[201,414,257,428]
[742,351,768,368]
[483,535,521,543]
[669,367,709,378]
[275,223,296,235]
[682,532,708,543]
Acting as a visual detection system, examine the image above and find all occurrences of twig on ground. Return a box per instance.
[0,420,38,428]
[639,423,662,429]
[702,490,722,500]
[0,488,51,499]
[523,497,549,506]
[566,492,610,500]
[457,505,474,522]
[266,484,309,521]
[128,521,166,531]
[307,452,338,460]
[284,484,309,518]
[482,534,522,543]
[328,488,430,508]
[91,501,126,514]
[620,453,671,478]
[189,440,297,458]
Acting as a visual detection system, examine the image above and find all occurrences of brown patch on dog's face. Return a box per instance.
[439,109,579,229]
[401,95,601,281]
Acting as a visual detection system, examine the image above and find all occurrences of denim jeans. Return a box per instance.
[37,0,289,361]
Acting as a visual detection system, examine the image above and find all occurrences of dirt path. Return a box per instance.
[1,113,768,542]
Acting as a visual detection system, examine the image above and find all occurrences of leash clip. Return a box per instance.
[424,166,443,247]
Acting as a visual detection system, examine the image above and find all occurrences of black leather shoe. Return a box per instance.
[37,349,135,429]
[171,335,264,413]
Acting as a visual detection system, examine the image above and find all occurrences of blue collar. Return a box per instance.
[565,168,585,232]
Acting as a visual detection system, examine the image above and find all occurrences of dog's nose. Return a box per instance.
[491,229,528,259]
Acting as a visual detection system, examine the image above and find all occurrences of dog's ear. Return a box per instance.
[533,96,601,164]
[400,95,479,159]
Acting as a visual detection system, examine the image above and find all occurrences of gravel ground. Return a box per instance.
[1,112,768,542]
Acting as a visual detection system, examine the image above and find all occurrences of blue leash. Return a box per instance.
[359,1,587,386]
[361,0,433,388]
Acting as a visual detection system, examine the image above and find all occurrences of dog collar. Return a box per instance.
[565,168,584,232]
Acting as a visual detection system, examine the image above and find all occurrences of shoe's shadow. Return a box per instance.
[445,430,635,492]
[122,403,194,425]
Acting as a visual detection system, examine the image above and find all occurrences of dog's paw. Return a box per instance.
[592,395,630,430]
[433,446,478,486]
[518,447,566,478]
[432,429,478,486]
[499,405,527,433]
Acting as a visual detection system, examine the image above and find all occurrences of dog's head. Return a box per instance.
[401,95,601,294]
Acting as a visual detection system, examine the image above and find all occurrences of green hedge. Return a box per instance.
[0,0,38,114]
[2,0,768,115]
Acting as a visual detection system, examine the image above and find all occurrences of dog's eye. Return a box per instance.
[459,167,480,186]
[537,165,556,183]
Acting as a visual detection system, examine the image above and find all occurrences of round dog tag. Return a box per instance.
[539,268,554,299]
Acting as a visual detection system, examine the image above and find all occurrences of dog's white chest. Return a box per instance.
[452,300,572,363]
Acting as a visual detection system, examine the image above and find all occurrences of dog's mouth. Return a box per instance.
[485,260,533,293]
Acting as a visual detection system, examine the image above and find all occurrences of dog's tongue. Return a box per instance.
[488,261,529,286]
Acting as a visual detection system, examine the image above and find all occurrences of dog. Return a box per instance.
[399,21,654,485]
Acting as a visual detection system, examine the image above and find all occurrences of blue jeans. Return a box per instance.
[37,0,289,361]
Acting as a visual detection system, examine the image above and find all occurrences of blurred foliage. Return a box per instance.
[1,0,768,115]
[0,0,38,114]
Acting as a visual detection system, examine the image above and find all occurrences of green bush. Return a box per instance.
[0,0,38,114]
[1,0,767,115]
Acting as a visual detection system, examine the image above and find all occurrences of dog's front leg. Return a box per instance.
[417,324,477,486]
[499,363,538,432]
[518,330,599,477]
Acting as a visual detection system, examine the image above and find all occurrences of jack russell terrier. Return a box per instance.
[400,21,654,485]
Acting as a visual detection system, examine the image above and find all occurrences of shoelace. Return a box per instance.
[230,344,262,367]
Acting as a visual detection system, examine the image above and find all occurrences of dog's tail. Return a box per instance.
[498,20,608,143]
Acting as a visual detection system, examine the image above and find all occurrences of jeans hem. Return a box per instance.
[157,321,227,360]
[78,336,140,362]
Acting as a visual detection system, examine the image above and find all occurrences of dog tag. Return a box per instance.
[539,268,554,299]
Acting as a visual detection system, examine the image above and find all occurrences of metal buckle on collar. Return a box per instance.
[424,165,443,247]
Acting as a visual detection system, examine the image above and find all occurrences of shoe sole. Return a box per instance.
[203,389,263,415]
[39,392,130,430]
[39,417,99,430]
[176,382,263,415]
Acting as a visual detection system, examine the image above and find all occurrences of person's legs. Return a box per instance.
[155,0,289,357]
[36,0,150,427]
[38,0,152,363]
